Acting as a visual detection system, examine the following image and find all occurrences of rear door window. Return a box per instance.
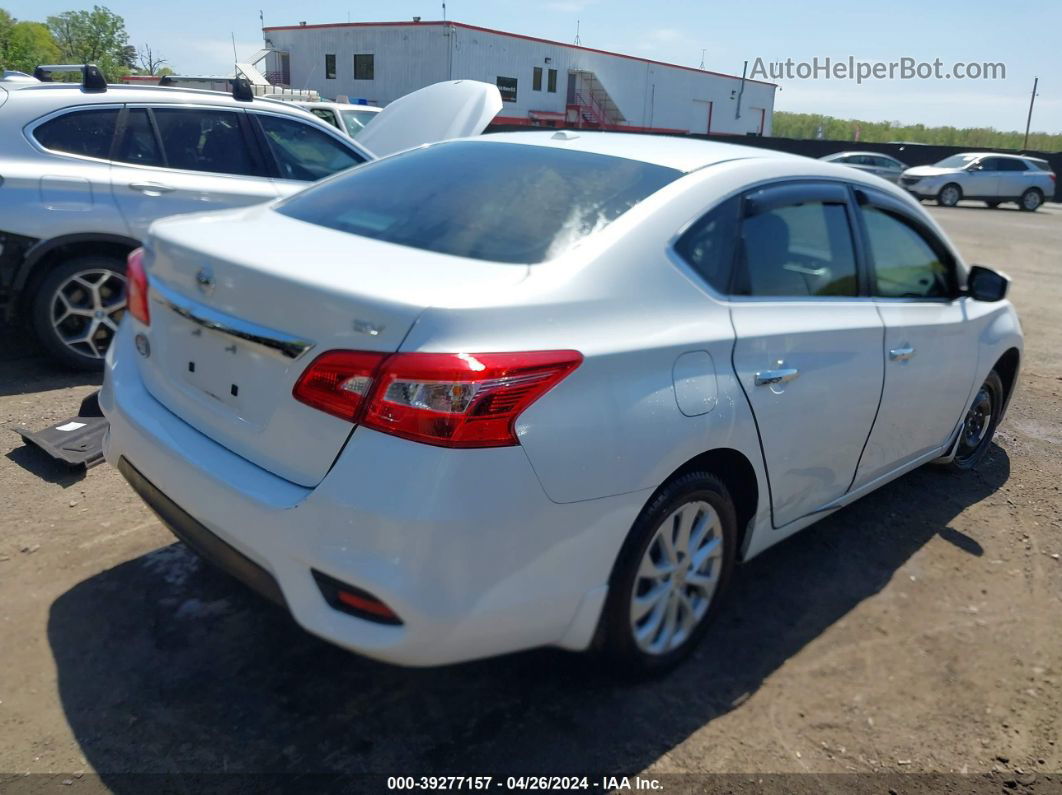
[734,195,859,297]
[152,107,259,176]
[255,113,366,181]
[113,108,163,166]
[33,108,119,160]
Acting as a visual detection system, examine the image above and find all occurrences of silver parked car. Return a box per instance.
[0,65,499,368]
[819,150,907,183]
[900,152,1056,211]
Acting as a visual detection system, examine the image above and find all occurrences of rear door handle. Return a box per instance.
[754,368,800,386]
[129,181,176,195]
[889,345,915,361]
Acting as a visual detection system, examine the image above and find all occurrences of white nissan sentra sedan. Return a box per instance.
[100,132,1022,674]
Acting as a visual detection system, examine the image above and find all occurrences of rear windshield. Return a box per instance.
[276,140,682,264]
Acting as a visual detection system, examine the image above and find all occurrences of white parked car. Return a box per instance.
[101,132,1022,674]
[819,150,907,183]
[900,152,1056,210]
[295,101,381,139]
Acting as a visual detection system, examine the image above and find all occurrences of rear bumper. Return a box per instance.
[117,456,287,608]
[101,323,643,666]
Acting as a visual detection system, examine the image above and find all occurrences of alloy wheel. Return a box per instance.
[629,500,724,655]
[50,269,127,360]
[1023,191,1042,210]
[940,185,960,206]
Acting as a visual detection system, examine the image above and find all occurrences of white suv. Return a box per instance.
[0,66,500,368]
[900,152,1056,210]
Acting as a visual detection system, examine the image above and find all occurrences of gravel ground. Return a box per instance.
[0,202,1060,794]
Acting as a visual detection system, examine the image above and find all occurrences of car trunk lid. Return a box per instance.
[137,205,528,487]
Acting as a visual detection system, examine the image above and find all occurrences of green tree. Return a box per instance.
[46,5,131,79]
[1,9,61,73]
[4,21,60,72]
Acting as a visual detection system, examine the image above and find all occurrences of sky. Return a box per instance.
[6,0,1060,132]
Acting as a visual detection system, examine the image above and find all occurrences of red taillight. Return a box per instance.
[292,350,387,421]
[126,247,150,325]
[293,349,583,448]
[1050,172,1057,183]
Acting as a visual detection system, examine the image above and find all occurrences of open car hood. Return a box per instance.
[357,80,502,158]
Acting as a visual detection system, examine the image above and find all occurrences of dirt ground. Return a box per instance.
[0,202,1060,793]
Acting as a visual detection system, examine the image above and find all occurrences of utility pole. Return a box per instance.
[574,20,581,46]
[1023,76,1038,150]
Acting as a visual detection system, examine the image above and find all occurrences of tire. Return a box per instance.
[937,183,962,207]
[951,370,1004,471]
[1019,188,1043,212]
[985,200,1001,208]
[30,255,128,371]
[599,470,738,676]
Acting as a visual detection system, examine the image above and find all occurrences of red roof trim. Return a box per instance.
[261,20,777,87]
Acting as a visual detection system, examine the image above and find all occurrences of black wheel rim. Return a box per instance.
[955,386,993,463]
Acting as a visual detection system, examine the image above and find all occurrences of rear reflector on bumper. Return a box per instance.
[312,569,403,625]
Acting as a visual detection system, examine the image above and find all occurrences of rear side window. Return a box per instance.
[153,108,257,176]
[861,206,953,299]
[276,141,682,264]
[996,158,1028,172]
[734,201,858,297]
[34,109,118,160]
[1027,159,1052,172]
[256,114,365,181]
[674,197,740,293]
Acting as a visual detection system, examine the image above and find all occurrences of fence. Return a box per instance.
[484,124,1062,202]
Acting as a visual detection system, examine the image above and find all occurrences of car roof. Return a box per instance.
[963,152,1030,160]
[296,100,381,112]
[3,82,318,115]
[827,151,896,158]
[477,130,804,173]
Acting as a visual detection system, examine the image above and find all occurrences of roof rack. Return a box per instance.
[33,64,108,92]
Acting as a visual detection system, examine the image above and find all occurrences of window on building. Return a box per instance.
[496,76,518,102]
[547,68,558,93]
[354,54,374,80]
[325,53,336,79]
[532,67,543,91]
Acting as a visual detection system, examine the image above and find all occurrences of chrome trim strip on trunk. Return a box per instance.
[150,280,315,361]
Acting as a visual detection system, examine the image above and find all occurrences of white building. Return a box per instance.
[261,20,776,135]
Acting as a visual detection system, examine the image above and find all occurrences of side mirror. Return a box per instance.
[966,265,1009,302]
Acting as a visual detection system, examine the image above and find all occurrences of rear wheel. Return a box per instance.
[1020,188,1043,212]
[30,255,127,370]
[937,183,962,207]
[599,471,737,676]
[951,370,1004,470]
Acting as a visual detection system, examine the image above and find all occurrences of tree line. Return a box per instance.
[772,111,1062,153]
[0,5,171,79]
